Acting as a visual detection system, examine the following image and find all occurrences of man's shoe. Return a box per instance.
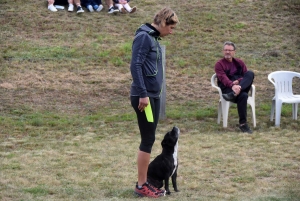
[222,92,236,101]
[77,6,84,13]
[239,123,253,134]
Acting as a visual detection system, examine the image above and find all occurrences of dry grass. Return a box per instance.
[1,127,300,200]
[1,0,300,200]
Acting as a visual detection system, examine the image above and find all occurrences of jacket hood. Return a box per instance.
[135,23,161,39]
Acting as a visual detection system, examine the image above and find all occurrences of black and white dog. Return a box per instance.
[147,126,180,195]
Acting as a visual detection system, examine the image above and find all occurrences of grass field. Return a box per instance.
[1,0,300,200]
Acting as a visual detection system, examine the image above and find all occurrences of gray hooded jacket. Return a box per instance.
[130,23,163,98]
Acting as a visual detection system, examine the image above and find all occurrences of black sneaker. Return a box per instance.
[239,123,253,134]
[108,6,119,14]
[222,92,236,101]
[77,6,84,13]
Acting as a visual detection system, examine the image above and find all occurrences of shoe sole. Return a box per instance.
[241,130,253,134]
[134,191,164,198]
[77,10,84,13]
[134,191,144,197]
[108,9,119,14]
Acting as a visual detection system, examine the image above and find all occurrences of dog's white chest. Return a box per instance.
[171,141,178,176]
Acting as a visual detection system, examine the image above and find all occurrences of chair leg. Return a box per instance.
[275,101,282,127]
[295,103,298,120]
[292,103,298,120]
[270,100,275,121]
[251,103,256,128]
[217,101,222,124]
[221,101,230,128]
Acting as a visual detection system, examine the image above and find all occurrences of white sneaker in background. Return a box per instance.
[87,5,94,12]
[68,4,74,12]
[48,4,58,12]
[54,5,64,10]
[96,5,103,12]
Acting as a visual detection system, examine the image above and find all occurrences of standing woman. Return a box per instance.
[130,7,179,198]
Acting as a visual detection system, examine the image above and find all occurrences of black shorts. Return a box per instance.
[54,0,69,5]
[131,96,160,153]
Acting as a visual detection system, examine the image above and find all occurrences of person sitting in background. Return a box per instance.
[113,0,136,14]
[81,0,103,12]
[80,0,119,14]
[214,41,255,134]
[47,0,84,13]
[104,0,120,13]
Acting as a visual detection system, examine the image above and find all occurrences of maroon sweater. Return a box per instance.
[214,57,248,89]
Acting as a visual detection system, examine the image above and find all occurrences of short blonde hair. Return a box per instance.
[153,7,179,27]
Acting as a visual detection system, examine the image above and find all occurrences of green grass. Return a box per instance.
[1,0,300,200]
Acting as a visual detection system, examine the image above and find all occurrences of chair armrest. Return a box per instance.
[211,74,256,99]
[268,74,276,87]
[211,74,223,97]
[249,84,255,98]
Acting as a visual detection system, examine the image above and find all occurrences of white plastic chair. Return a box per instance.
[211,73,256,128]
[268,71,300,127]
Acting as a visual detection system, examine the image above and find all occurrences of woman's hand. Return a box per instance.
[138,97,149,112]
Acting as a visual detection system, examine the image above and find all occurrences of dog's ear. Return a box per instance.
[161,131,170,147]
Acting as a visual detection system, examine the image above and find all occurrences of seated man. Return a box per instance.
[214,41,254,134]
